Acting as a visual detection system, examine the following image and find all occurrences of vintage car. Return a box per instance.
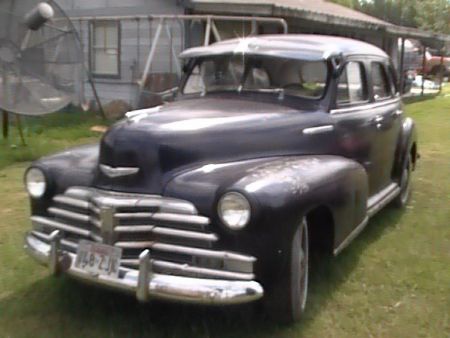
[24,35,417,322]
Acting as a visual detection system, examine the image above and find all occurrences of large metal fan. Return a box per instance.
[0,0,83,117]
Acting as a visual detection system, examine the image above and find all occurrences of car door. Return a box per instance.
[330,59,382,196]
[368,60,403,192]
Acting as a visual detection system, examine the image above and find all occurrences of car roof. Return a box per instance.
[180,34,388,61]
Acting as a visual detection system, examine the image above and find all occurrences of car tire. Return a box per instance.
[393,154,412,208]
[265,218,309,323]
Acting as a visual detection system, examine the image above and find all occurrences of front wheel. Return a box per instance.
[265,218,309,323]
[393,155,412,208]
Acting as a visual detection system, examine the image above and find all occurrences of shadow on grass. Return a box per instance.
[0,208,404,338]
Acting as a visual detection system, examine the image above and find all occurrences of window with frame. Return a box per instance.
[337,61,367,106]
[371,62,392,100]
[90,21,120,77]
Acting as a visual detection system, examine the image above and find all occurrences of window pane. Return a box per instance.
[184,66,204,94]
[372,63,391,99]
[91,21,120,76]
[337,61,366,105]
[182,56,328,99]
[94,51,118,75]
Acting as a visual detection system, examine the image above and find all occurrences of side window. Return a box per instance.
[387,64,399,96]
[183,65,204,94]
[371,62,392,100]
[337,61,367,106]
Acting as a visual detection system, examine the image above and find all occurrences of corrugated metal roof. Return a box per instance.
[189,0,450,45]
[190,0,391,27]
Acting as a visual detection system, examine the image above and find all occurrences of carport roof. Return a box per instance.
[188,0,450,47]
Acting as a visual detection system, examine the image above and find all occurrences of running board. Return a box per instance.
[367,183,400,218]
[334,182,400,255]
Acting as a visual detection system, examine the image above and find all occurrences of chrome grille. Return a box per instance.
[31,187,255,281]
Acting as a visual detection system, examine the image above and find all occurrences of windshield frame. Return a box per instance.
[179,54,331,101]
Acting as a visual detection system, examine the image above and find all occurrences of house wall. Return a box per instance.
[57,0,185,107]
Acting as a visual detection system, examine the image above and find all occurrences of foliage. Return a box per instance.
[331,0,450,34]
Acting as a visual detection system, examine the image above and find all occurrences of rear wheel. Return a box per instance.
[265,218,309,323]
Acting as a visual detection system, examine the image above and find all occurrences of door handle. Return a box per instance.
[371,115,384,129]
[393,109,403,118]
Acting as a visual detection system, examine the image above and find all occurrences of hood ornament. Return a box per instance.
[99,164,139,178]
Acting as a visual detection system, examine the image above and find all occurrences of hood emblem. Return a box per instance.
[99,164,139,178]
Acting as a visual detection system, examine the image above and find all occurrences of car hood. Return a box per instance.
[95,97,333,193]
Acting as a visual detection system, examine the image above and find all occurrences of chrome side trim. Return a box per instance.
[334,182,401,256]
[24,233,264,305]
[302,125,334,135]
[367,183,400,217]
[330,98,400,115]
[333,217,369,256]
[99,164,140,178]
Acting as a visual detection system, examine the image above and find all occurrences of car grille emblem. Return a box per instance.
[99,164,139,178]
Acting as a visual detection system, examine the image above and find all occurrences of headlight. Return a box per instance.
[25,168,47,198]
[218,192,251,230]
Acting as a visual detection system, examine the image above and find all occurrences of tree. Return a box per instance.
[330,0,450,35]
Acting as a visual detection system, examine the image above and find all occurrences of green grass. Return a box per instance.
[0,93,449,337]
[0,110,104,170]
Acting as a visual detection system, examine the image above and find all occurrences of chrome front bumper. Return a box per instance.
[24,232,264,305]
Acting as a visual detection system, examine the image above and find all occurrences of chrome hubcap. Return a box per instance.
[299,223,309,311]
[400,164,411,205]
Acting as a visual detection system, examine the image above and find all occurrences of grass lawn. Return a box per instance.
[0,92,449,337]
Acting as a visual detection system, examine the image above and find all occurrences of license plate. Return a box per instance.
[75,240,122,278]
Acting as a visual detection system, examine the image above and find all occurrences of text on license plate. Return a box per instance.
[75,240,122,278]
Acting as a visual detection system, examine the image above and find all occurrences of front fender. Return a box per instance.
[393,117,418,178]
[164,155,368,288]
[28,143,99,215]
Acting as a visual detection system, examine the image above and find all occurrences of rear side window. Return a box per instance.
[371,62,392,100]
[337,61,367,106]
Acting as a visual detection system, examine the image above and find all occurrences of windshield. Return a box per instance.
[182,55,328,99]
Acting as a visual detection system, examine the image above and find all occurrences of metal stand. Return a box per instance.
[1,111,26,146]
[2,110,8,139]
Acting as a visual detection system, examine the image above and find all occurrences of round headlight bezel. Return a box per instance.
[218,192,251,230]
[25,167,47,199]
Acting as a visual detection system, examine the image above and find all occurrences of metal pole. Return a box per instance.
[211,21,222,42]
[87,69,106,120]
[139,18,164,91]
[438,47,445,93]
[421,46,427,96]
[65,14,288,34]
[399,37,405,94]
[204,16,211,46]
[15,114,26,146]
